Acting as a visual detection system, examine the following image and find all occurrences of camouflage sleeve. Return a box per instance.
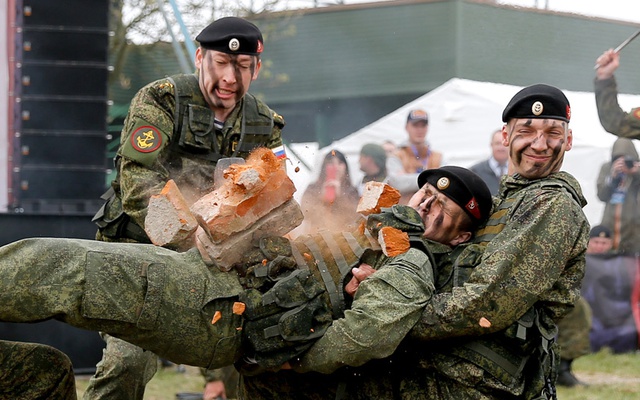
[292,248,435,374]
[595,77,640,139]
[116,79,177,227]
[267,111,285,150]
[411,188,589,341]
[200,367,225,382]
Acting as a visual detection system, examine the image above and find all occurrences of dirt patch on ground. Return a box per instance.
[577,371,640,385]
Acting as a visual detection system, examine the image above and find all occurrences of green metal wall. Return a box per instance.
[456,2,640,92]
[110,0,640,145]
[252,0,457,103]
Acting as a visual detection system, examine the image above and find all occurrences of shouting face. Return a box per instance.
[408,184,471,247]
[195,48,261,120]
[503,118,572,179]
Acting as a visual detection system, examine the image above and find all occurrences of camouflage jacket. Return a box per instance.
[595,76,640,139]
[100,74,284,236]
[400,172,589,398]
[412,171,589,339]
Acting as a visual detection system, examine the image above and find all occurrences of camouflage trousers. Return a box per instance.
[0,339,77,400]
[556,296,592,360]
[82,333,159,400]
[0,237,244,369]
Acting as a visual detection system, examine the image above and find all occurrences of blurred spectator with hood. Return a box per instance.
[358,143,388,194]
[596,138,640,254]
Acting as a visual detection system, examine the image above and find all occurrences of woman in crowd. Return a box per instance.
[299,150,361,235]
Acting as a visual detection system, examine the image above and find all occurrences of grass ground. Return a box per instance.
[75,348,640,399]
[75,365,205,400]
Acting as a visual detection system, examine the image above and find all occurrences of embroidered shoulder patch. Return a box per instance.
[131,126,162,153]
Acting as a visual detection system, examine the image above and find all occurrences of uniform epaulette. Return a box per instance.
[154,78,175,95]
[271,110,285,128]
[272,111,285,128]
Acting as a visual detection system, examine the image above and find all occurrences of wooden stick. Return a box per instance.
[594,29,640,69]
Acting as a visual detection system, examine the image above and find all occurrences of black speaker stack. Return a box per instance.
[11,0,110,214]
[0,0,113,374]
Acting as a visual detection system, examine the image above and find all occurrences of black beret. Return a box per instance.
[196,17,263,55]
[418,166,492,227]
[502,84,571,123]
[589,225,612,239]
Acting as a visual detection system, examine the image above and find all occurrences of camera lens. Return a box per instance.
[624,157,635,169]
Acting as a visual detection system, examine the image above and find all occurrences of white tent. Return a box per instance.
[294,78,640,225]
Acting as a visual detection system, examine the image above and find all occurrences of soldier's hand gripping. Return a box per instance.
[344,263,377,297]
[595,49,620,80]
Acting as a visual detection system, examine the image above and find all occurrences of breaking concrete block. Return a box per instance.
[145,148,303,271]
[356,181,401,216]
[195,198,304,271]
[144,179,199,248]
[190,150,296,244]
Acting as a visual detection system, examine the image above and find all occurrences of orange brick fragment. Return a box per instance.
[356,181,401,215]
[233,302,246,315]
[479,317,492,328]
[211,311,222,324]
[378,227,410,257]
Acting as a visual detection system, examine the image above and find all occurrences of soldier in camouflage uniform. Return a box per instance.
[0,339,77,400]
[391,84,590,399]
[316,84,590,399]
[594,49,640,139]
[87,17,285,400]
[242,166,493,399]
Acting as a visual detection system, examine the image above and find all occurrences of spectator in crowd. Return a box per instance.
[358,143,389,194]
[594,49,640,139]
[389,109,443,203]
[556,226,611,387]
[469,129,509,195]
[381,140,397,157]
[396,109,443,174]
[300,149,361,235]
[596,138,640,255]
[586,224,613,255]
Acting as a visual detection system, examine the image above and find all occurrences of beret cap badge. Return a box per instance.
[229,38,240,51]
[437,177,450,190]
[532,101,543,116]
[417,166,493,228]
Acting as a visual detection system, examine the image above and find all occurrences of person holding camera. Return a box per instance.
[596,138,640,255]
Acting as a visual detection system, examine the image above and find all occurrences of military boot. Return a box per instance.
[556,358,585,387]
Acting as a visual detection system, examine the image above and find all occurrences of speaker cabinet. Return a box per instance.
[12,0,110,214]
